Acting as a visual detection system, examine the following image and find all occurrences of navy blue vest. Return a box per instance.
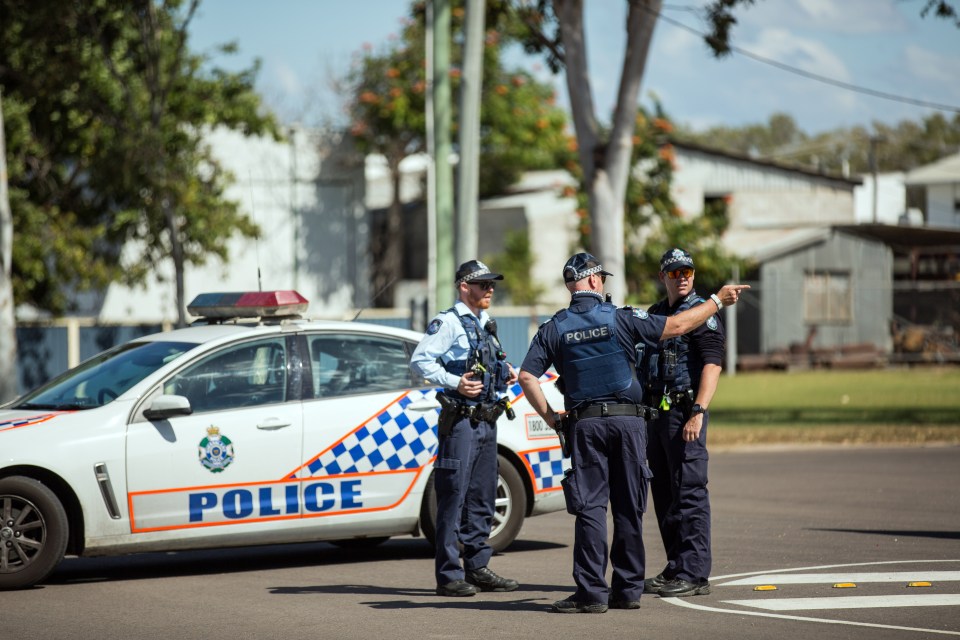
[645,293,701,392]
[553,301,633,403]
[441,308,506,404]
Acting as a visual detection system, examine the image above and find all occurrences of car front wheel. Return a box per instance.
[419,453,528,553]
[0,476,69,590]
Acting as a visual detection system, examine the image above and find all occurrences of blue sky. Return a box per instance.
[188,0,960,135]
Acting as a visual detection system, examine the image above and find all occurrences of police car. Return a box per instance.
[0,291,566,590]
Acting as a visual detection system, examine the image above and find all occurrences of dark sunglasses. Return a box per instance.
[470,281,496,291]
[666,268,694,280]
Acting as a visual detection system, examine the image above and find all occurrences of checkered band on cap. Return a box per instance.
[660,248,694,272]
[566,263,604,282]
[457,265,491,285]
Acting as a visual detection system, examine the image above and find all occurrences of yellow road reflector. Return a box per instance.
[833,582,857,588]
[907,581,932,588]
[753,585,778,591]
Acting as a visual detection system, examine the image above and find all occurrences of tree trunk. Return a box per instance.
[555,0,661,303]
[0,91,19,401]
[165,200,187,327]
[374,160,404,308]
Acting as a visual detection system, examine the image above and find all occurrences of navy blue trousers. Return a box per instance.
[646,406,712,582]
[433,415,498,585]
[564,415,649,604]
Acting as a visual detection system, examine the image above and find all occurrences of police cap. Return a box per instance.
[455,259,503,286]
[563,252,613,283]
[660,247,695,273]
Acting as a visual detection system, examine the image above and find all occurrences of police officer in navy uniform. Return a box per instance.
[518,252,746,613]
[642,248,723,598]
[410,260,519,597]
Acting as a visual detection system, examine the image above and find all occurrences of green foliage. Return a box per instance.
[676,111,960,176]
[343,0,571,197]
[484,229,545,305]
[0,0,279,315]
[570,103,745,304]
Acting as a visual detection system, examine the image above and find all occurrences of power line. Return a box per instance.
[655,9,960,114]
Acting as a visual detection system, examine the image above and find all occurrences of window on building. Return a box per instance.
[803,271,852,325]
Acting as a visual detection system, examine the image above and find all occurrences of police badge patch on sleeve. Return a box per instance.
[632,308,649,319]
[706,316,718,331]
[427,318,443,335]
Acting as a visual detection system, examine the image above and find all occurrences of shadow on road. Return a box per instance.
[809,528,960,540]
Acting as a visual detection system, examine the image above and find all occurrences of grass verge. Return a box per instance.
[705,367,960,447]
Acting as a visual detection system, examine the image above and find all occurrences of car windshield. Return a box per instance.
[13,341,197,410]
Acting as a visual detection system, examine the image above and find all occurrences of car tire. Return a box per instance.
[0,476,69,590]
[420,453,527,554]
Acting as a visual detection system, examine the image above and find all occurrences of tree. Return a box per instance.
[342,0,571,307]
[0,0,279,323]
[511,0,960,302]
[566,102,744,303]
[0,91,15,401]
[0,0,279,400]
[677,111,960,175]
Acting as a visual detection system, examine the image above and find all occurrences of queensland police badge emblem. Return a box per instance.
[198,425,234,473]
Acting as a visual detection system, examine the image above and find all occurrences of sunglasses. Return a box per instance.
[666,268,694,280]
[470,281,496,291]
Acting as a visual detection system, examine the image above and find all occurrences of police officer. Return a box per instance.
[642,248,722,598]
[518,252,746,613]
[410,259,519,597]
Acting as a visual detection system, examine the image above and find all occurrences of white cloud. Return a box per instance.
[270,60,303,96]
[744,0,909,35]
[904,44,960,87]
[749,28,851,82]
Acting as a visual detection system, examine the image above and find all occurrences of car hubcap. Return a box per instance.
[490,475,512,538]
[0,496,46,573]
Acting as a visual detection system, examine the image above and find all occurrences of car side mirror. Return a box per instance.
[143,394,193,420]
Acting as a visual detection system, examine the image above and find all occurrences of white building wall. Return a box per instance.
[99,126,367,323]
[927,183,960,228]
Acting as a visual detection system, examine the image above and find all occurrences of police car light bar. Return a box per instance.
[187,291,309,319]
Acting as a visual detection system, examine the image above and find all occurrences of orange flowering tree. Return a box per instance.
[570,104,742,303]
[342,1,571,306]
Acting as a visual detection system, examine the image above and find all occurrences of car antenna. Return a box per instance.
[249,170,263,291]
[352,276,398,321]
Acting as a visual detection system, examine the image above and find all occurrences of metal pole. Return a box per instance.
[433,0,455,306]
[725,263,739,377]
[289,126,299,290]
[425,0,437,318]
[456,0,485,264]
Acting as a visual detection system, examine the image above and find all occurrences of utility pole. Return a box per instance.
[455,0,485,265]
[868,135,885,224]
[433,0,454,307]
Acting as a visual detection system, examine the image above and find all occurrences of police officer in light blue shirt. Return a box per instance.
[519,252,747,614]
[410,260,518,597]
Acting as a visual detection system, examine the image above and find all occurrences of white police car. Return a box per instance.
[0,291,567,590]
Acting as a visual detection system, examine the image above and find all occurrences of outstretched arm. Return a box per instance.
[662,284,749,340]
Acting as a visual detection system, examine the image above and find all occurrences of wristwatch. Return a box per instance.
[691,403,706,415]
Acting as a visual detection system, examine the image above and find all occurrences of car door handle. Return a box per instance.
[256,418,293,430]
[408,398,441,412]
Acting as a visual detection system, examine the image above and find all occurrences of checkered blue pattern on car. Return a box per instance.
[0,413,62,433]
[523,447,566,492]
[304,390,440,477]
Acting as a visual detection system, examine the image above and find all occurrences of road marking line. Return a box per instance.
[723,594,960,611]
[661,559,960,636]
[720,571,960,586]
[667,598,960,636]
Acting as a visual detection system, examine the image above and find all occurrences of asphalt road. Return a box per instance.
[5,445,959,640]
